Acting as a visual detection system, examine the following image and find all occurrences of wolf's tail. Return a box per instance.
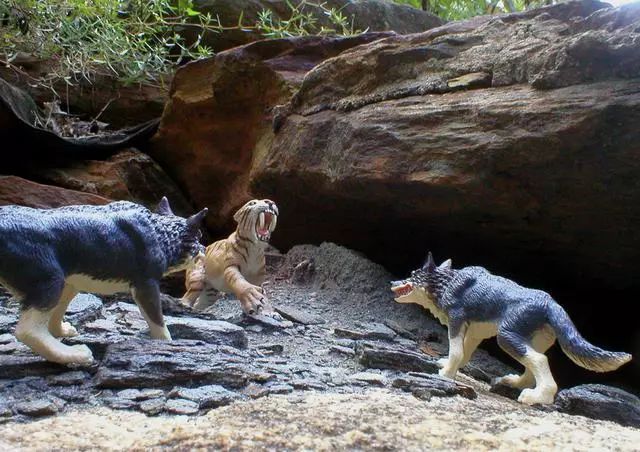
[547,303,632,372]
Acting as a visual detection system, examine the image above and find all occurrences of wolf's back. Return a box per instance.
[547,303,631,372]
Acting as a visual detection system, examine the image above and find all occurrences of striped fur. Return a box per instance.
[182,199,278,315]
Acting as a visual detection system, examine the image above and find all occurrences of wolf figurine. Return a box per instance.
[0,197,207,365]
[391,253,632,405]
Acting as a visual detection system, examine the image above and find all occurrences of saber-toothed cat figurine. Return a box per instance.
[182,199,278,316]
[391,253,632,405]
[0,197,207,365]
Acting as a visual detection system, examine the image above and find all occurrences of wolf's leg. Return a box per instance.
[439,322,468,379]
[497,329,557,404]
[497,326,555,389]
[460,335,483,367]
[16,279,93,365]
[48,283,79,338]
[132,280,171,340]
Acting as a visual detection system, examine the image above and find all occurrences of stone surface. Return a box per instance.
[165,398,200,415]
[357,342,441,374]
[34,148,193,216]
[169,385,241,409]
[0,316,16,334]
[555,384,640,428]
[14,399,60,417]
[0,176,111,208]
[3,391,640,450]
[65,294,104,325]
[149,33,394,233]
[117,389,165,401]
[139,398,166,416]
[392,373,477,400]
[94,340,255,389]
[47,371,90,387]
[275,306,325,325]
[0,354,69,379]
[165,316,248,349]
[348,371,386,386]
[190,0,443,52]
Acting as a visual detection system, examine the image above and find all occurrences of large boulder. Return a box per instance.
[0,176,111,208]
[189,0,443,52]
[148,32,394,231]
[32,148,193,215]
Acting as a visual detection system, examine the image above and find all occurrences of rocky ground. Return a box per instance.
[1,243,639,450]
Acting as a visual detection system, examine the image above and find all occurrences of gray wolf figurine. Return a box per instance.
[391,253,632,405]
[0,197,207,365]
[182,199,278,316]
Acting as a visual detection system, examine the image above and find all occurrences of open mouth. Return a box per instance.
[390,281,414,298]
[255,209,277,242]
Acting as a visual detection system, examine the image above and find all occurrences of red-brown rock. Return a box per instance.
[0,176,111,208]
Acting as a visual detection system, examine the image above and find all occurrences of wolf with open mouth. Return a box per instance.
[391,253,632,405]
[182,199,279,316]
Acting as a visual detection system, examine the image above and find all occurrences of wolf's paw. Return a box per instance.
[518,387,555,405]
[497,373,534,389]
[50,321,78,338]
[68,344,94,365]
[436,358,449,369]
[438,367,457,379]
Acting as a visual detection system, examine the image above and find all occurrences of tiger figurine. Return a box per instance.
[181,199,279,316]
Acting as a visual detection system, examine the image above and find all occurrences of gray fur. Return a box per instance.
[0,199,206,326]
[395,255,632,372]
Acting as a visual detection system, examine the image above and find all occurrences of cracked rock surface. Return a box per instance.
[1,243,639,448]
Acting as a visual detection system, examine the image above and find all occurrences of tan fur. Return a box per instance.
[182,200,277,315]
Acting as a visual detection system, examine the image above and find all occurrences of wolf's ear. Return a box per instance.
[422,252,436,272]
[187,208,208,229]
[156,196,174,216]
[438,259,452,270]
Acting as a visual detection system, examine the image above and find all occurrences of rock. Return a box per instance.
[0,354,69,379]
[51,387,92,403]
[139,398,166,416]
[255,343,284,355]
[334,323,396,341]
[489,380,522,401]
[102,397,139,410]
[0,404,11,419]
[117,389,165,401]
[211,2,640,379]
[348,372,386,387]
[65,294,104,325]
[247,383,294,399]
[190,0,443,52]
[0,316,16,334]
[384,320,418,341]
[0,176,111,208]
[64,332,124,361]
[47,371,90,387]
[555,384,640,428]
[84,318,120,333]
[357,343,440,374]
[0,342,17,354]
[392,373,477,400]
[330,345,356,357]
[462,349,517,384]
[148,33,394,233]
[275,306,325,325]
[165,316,248,349]
[14,399,60,417]
[35,148,193,216]
[169,385,241,409]
[165,398,200,415]
[246,314,294,329]
[0,333,13,344]
[94,339,255,389]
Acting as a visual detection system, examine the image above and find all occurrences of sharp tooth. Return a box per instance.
[269,214,277,232]
[259,212,265,229]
